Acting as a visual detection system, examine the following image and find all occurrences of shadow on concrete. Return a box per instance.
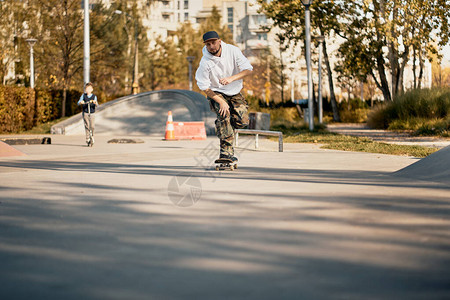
[0,172,449,299]
[0,160,448,191]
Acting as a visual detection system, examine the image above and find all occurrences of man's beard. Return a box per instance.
[208,45,221,55]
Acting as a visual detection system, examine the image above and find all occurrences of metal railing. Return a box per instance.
[235,129,283,152]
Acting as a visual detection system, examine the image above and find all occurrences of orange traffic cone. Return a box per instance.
[164,111,176,140]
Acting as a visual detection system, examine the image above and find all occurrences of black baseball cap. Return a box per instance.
[203,31,220,42]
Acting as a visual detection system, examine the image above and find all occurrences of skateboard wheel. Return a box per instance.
[215,166,219,171]
[230,165,234,171]
[234,164,238,169]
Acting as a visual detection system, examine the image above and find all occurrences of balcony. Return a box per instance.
[248,14,270,33]
[160,0,174,14]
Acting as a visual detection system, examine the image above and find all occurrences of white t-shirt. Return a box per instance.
[195,41,253,96]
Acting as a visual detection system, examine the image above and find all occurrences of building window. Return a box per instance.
[228,24,233,34]
[227,7,233,23]
[185,12,189,20]
[184,0,188,9]
[257,33,267,41]
[81,1,95,10]
[256,15,267,25]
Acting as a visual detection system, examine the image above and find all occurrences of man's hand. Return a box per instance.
[217,98,230,117]
[219,77,233,85]
[219,69,252,86]
[204,88,229,117]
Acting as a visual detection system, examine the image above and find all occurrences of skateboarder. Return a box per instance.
[77,82,98,146]
[195,31,253,162]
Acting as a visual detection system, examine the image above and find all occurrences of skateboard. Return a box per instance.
[214,158,238,171]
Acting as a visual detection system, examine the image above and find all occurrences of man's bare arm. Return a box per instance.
[219,69,253,85]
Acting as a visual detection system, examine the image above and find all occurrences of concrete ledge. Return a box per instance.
[1,137,51,145]
[107,138,145,144]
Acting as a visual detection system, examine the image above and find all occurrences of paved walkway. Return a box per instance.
[327,123,450,148]
[0,135,449,299]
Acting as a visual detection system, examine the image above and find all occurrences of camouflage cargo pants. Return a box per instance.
[208,92,249,157]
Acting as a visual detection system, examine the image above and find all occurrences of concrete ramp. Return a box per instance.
[51,90,215,136]
[394,145,450,184]
[0,141,26,158]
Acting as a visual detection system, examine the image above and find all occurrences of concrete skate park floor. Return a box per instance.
[0,135,449,300]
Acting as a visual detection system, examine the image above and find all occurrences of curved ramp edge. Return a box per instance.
[393,145,450,184]
[51,89,216,136]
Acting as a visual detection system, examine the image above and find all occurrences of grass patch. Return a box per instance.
[19,117,69,134]
[271,123,438,158]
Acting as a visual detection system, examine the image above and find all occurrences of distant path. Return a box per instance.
[327,123,450,149]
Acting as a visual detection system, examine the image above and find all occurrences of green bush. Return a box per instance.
[245,94,302,127]
[338,98,370,123]
[35,89,56,123]
[0,86,82,133]
[367,87,450,136]
[35,89,82,124]
[0,86,35,133]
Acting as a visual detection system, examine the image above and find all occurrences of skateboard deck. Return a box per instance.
[214,158,238,171]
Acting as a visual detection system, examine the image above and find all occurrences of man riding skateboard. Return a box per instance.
[195,31,253,163]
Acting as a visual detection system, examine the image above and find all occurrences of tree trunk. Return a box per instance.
[413,45,417,89]
[418,49,424,89]
[388,3,400,100]
[62,86,67,118]
[360,81,364,102]
[375,53,392,102]
[312,80,316,115]
[398,46,409,95]
[374,27,392,102]
[322,41,340,121]
[279,45,285,103]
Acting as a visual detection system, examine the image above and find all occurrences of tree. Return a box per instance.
[34,0,84,117]
[337,0,449,101]
[0,1,39,85]
[87,1,153,98]
[89,2,131,98]
[143,36,185,90]
[257,0,342,121]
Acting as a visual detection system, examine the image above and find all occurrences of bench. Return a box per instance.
[235,129,283,152]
